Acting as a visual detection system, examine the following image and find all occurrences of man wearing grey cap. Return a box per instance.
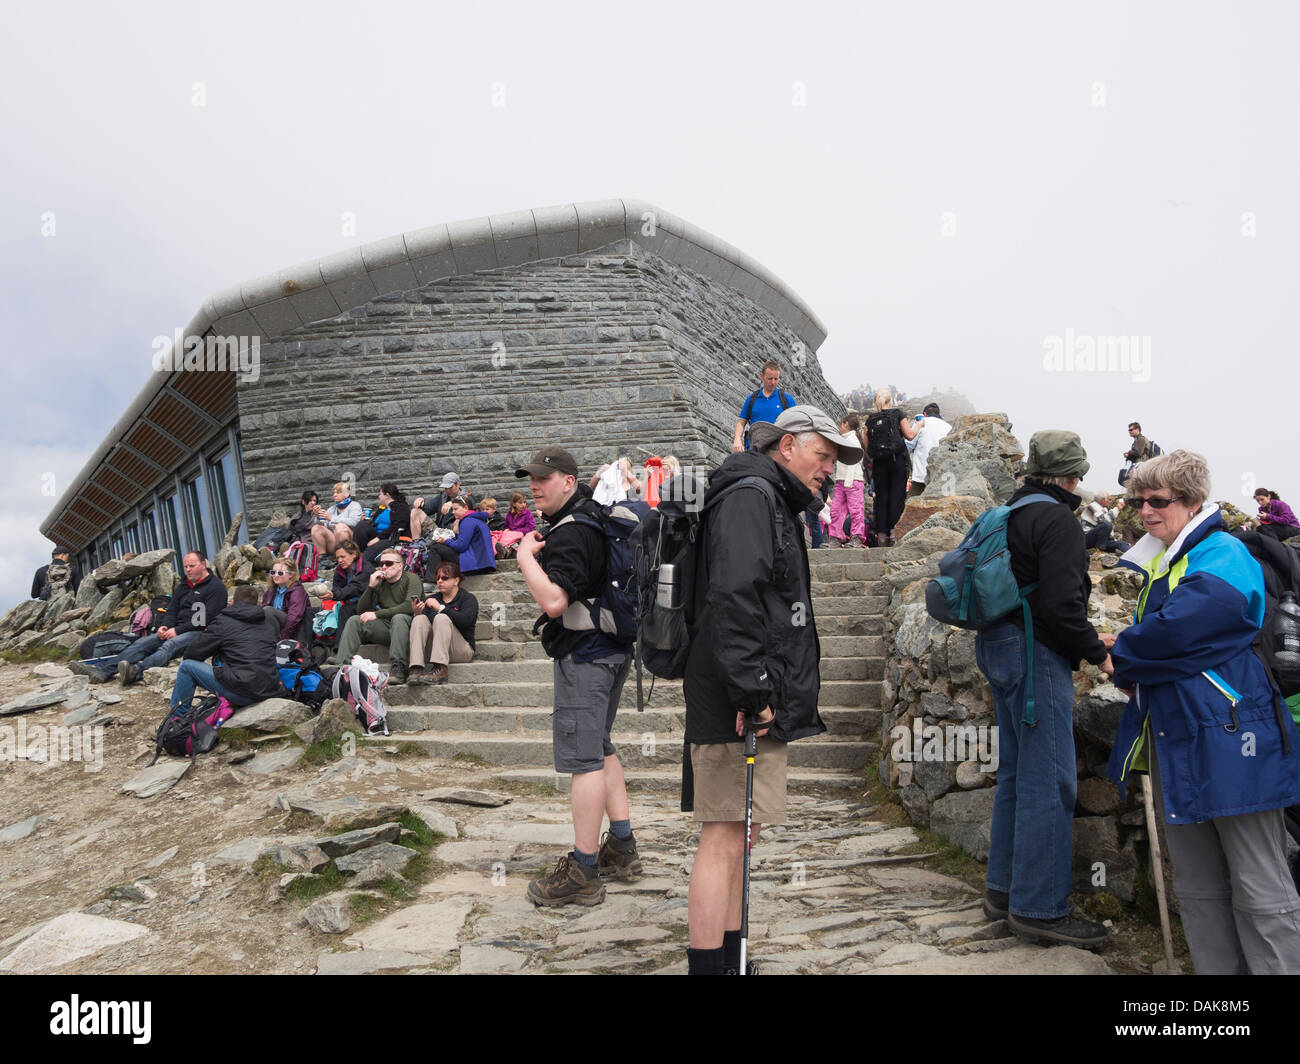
[411,471,474,540]
[683,405,862,974]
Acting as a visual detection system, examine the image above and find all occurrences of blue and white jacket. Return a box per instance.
[1106,505,1300,823]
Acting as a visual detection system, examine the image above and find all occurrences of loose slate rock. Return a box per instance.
[62,705,99,726]
[226,698,312,733]
[304,894,352,935]
[146,845,179,869]
[336,843,415,877]
[0,691,69,717]
[345,899,473,957]
[315,948,429,975]
[122,759,190,798]
[32,664,73,679]
[288,795,408,831]
[410,804,459,839]
[0,912,149,973]
[420,787,512,808]
[275,843,330,873]
[460,944,529,974]
[0,815,45,843]
[243,747,304,775]
[313,823,402,858]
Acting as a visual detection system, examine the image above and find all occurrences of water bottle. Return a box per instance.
[1274,592,1300,673]
[656,562,681,610]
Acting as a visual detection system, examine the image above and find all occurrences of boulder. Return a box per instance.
[0,912,149,973]
[120,549,178,581]
[74,577,105,611]
[313,823,403,858]
[1074,684,1131,749]
[149,563,177,598]
[91,559,129,589]
[335,842,415,877]
[1,690,70,717]
[303,894,351,935]
[1072,815,1137,901]
[122,759,191,798]
[213,545,239,581]
[226,698,312,732]
[0,599,46,638]
[85,587,126,630]
[39,591,76,631]
[305,699,362,743]
[888,525,964,562]
[930,787,997,859]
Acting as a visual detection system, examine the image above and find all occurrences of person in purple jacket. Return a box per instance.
[1254,489,1300,542]
[261,557,311,641]
[427,496,497,575]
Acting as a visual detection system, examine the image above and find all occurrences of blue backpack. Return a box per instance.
[538,498,650,649]
[924,494,1056,724]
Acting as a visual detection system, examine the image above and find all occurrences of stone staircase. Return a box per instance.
[358,552,888,793]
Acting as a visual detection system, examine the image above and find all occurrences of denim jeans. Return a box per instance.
[170,660,239,713]
[804,509,824,547]
[101,630,200,673]
[976,620,1076,919]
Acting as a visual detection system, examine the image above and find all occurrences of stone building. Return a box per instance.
[41,198,842,573]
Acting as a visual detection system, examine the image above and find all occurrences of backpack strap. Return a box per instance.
[741,390,759,422]
[777,390,793,412]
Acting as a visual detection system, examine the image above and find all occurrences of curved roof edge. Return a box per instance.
[41,197,826,541]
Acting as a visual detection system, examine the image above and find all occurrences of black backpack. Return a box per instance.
[740,389,793,449]
[78,629,137,661]
[149,696,233,764]
[865,410,906,462]
[1230,531,1300,716]
[630,474,784,690]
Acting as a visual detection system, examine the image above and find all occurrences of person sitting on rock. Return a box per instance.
[408,560,478,685]
[1254,489,1300,542]
[31,545,81,601]
[351,483,413,564]
[169,586,283,717]
[281,490,321,552]
[411,472,475,541]
[261,557,310,641]
[330,547,422,683]
[427,496,497,576]
[71,551,228,684]
[330,540,372,632]
[310,482,364,557]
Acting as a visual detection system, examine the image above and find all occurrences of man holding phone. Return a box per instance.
[332,547,422,684]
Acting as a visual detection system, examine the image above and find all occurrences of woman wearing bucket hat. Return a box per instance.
[1105,451,1300,973]
[975,430,1116,949]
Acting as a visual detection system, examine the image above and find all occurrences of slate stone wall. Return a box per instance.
[236,240,842,524]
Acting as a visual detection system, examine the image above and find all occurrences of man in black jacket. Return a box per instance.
[31,546,81,600]
[168,586,283,714]
[515,447,641,908]
[70,551,228,684]
[978,430,1116,949]
[684,405,861,975]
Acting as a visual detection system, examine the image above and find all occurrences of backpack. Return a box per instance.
[535,499,649,654]
[148,695,234,764]
[78,629,137,662]
[129,595,173,637]
[253,524,293,552]
[398,540,428,579]
[331,660,390,735]
[1230,530,1300,731]
[1149,440,1163,457]
[312,600,341,638]
[286,540,320,583]
[741,389,794,449]
[631,474,784,685]
[865,410,906,463]
[924,494,1056,724]
[40,561,72,601]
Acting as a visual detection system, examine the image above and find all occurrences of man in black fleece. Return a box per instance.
[977,430,1116,949]
[168,586,283,714]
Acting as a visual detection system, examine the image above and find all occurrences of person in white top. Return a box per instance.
[828,413,869,547]
[907,403,952,497]
[310,481,365,555]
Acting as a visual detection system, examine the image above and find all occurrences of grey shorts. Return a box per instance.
[552,653,631,774]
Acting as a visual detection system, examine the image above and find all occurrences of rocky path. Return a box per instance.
[0,661,1117,975]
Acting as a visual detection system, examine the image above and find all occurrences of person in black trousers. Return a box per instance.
[865,392,919,546]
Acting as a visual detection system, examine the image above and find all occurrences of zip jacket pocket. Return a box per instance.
[1203,669,1242,732]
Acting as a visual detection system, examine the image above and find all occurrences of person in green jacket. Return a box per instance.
[332,547,422,684]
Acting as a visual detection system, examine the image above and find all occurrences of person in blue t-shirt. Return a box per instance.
[732,360,796,452]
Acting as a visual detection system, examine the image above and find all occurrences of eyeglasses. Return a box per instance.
[271,570,289,576]
[378,560,399,568]
[1129,495,1180,510]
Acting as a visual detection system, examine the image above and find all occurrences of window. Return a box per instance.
[183,474,212,557]
[142,510,157,552]
[160,495,182,557]
[216,450,246,543]
[125,523,140,554]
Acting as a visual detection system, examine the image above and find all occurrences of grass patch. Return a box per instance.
[493,777,557,799]
[347,892,386,923]
[392,742,430,758]
[452,752,491,767]
[283,865,345,903]
[219,727,255,750]
[1,644,76,665]
[301,736,347,766]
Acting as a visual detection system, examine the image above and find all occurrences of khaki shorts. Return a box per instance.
[689,739,788,826]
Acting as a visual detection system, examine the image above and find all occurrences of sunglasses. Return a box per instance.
[271,570,290,576]
[1129,495,1180,510]
[378,560,399,568]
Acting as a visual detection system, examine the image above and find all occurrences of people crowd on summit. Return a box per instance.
[36,356,1300,976]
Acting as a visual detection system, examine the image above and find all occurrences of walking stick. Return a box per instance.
[1140,774,1176,971]
[740,723,757,976]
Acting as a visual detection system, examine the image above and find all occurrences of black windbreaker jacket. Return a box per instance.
[183,602,284,705]
[683,451,825,745]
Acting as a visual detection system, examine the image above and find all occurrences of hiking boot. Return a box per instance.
[407,665,427,686]
[983,889,1010,921]
[117,661,143,686]
[527,854,605,907]
[1008,912,1109,950]
[389,661,407,685]
[69,661,111,684]
[849,535,867,549]
[426,663,448,685]
[597,831,644,882]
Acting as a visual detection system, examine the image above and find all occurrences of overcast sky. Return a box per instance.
[2,0,1296,612]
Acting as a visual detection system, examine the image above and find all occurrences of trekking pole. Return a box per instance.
[739,721,758,976]
[1140,774,1176,972]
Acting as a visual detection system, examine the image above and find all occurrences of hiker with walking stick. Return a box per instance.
[683,406,861,975]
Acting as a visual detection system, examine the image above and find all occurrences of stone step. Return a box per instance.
[381,704,883,736]
[403,656,883,685]
[369,731,878,771]
[378,679,884,710]
[807,596,889,616]
[492,767,868,794]
[808,561,885,580]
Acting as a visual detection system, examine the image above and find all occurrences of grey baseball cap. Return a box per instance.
[440,472,461,489]
[749,405,863,464]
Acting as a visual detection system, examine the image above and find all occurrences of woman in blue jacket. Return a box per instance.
[1105,451,1300,973]
[428,496,497,575]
